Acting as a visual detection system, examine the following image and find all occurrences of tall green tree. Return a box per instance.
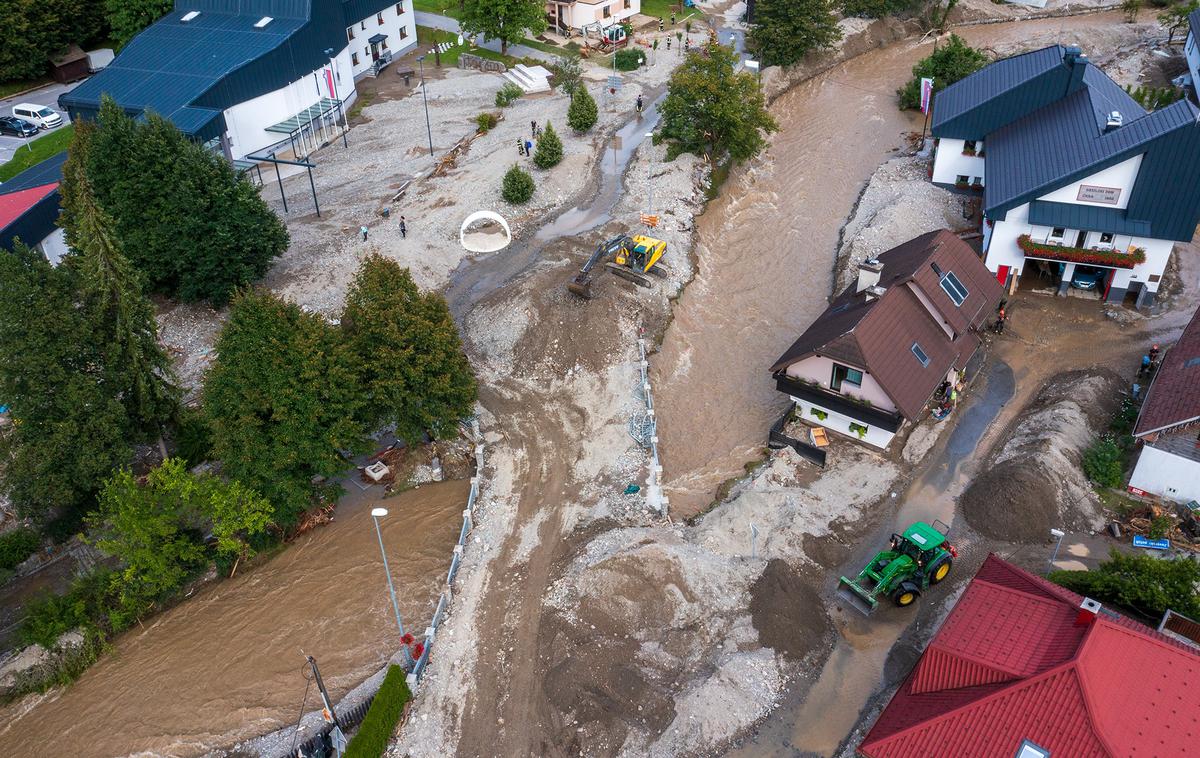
[0,0,106,81]
[897,34,988,110]
[533,122,563,169]
[460,0,547,55]
[342,256,477,444]
[203,291,366,524]
[105,0,172,49]
[0,243,131,523]
[750,0,843,67]
[77,97,288,306]
[1159,0,1199,44]
[567,86,598,133]
[1050,549,1200,621]
[660,42,779,164]
[61,167,179,436]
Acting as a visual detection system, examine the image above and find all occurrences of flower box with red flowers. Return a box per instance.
[1017,234,1146,269]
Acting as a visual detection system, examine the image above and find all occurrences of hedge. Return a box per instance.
[345,665,413,757]
[0,527,41,571]
[1017,234,1145,269]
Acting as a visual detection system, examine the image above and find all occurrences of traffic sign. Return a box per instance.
[1133,535,1170,550]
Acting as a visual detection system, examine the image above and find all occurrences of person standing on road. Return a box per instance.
[666,37,671,51]
[659,19,665,32]
[531,120,537,138]
[399,216,407,239]
[517,138,525,156]
[636,94,643,114]
[670,12,676,25]
[525,139,533,156]
[360,225,368,241]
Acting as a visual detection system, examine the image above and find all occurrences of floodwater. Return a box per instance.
[0,480,467,757]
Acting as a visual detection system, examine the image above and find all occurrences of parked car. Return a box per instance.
[0,116,38,137]
[1071,265,1107,291]
[11,103,63,129]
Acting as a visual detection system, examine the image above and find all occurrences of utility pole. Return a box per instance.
[306,655,347,756]
[417,55,434,161]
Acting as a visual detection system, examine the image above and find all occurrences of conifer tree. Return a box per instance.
[567,86,598,133]
[533,122,563,169]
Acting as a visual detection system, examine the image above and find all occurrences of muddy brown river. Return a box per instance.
[0,480,466,757]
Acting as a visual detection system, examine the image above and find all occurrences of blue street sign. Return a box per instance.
[1133,535,1170,550]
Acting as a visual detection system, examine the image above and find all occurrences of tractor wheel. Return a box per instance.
[892,582,920,608]
[928,557,952,585]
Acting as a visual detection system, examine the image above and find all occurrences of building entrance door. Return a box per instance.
[1074,230,1087,248]
[371,42,380,61]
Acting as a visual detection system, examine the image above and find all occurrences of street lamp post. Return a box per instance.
[416,55,434,160]
[1046,528,1065,575]
[645,132,656,216]
[371,508,414,668]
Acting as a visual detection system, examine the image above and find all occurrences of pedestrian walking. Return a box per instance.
[399,216,407,239]
[531,120,537,138]
[666,37,671,50]
[525,139,533,156]
[517,138,525,156]
[670,12,675,25]
[636,94,643,113]
[659,19,664,32]
[360,225,369,241]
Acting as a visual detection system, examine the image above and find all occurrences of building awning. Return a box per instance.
[368,33,388,44]
[265,97,341,135]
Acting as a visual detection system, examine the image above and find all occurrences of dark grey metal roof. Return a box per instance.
[0,154,67,253]
[1027,201,1152,237]
[932,46,1072,139]
[0,153,67,195]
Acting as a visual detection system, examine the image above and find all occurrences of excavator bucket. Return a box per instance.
[836,576,879,616]
[568,276,594,299]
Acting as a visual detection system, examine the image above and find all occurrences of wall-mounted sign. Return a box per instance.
[1077,184,1122,205]
[1133,535,1170,550]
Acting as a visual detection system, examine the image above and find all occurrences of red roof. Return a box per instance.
[0,182,58,231]
[1134,307,1200,436]
[859,555,1200,758]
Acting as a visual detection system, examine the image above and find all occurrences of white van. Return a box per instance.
[12,103,63,129]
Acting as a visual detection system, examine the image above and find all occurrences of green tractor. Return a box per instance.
[837,521,957,616]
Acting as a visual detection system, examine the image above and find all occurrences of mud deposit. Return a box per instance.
[0,481,468,757]
[749,560,829,660]
[961,370,1121,542]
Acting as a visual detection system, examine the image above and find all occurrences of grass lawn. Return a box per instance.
[639,0,705,21]
[416,26,530,68]
[412,0,462,18]
[0,76,54,100]
[519,37,575,59]
[0,125,74,182]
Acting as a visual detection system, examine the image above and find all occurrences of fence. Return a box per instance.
[636,338,668,517]
[767,406,827,468]
[406,418,484,688]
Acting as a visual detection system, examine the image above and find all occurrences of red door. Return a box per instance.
[995,265,1009,286]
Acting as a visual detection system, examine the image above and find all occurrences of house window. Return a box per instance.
[365,46,370,56]
[347,26,355,40]
[831,364,863,392]
[396,2,405,13]
[381,39,389,50]
[1050,227,1065,239]
[1100,232,1114,244]
[361,20,366,30]
[911,342,931,367]
[399,26,408,39]
[624,0,631,7]
[377,12,384,24]
[603,5,611,17]
[939,271,969,306]
[971,176,982,186]
[955,175,969,185]
[352,52,359,65]
[963,140,977,154]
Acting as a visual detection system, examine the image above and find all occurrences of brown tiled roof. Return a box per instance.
[1134,307,1200,436]
[770,230,1003,420]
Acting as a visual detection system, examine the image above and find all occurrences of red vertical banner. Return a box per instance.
[325,67,336,99]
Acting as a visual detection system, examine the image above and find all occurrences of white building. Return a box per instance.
[61,1,417,161]
[1129,308,1200,504]
[1186,9,1200,91]
[547,0,641,34]
[930,45,1200,309]
[770,231,1002,450]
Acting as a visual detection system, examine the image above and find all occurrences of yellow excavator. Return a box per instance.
[568,234,667,299]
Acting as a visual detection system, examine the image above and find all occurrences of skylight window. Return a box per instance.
[940,271,969,306]
[1015,740,1050,758]
[181,10,200,22]
[255,16,273,28]
[911,343,930,367]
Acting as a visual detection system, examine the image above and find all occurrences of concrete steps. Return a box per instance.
[502,64,552,93]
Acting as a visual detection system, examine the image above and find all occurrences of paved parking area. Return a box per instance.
[0,80,83,168]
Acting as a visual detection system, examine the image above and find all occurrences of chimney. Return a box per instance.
[1063,46,1087,93]
[1105,111,1124,132]
[857,258,884,294]
[865,285,887,302]
[1074,597,1102,627]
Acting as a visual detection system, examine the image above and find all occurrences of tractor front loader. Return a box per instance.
[836,520,957,616]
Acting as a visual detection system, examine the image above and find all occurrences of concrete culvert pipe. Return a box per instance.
[459,210,511,253]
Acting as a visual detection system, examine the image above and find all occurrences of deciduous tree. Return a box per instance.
[105,0,172,48]
[749,0,842,67]
[897,34,987,111]
[203,291,366,525]
[460,0,547,55]
[1050,549,1200,621]
[660,42,778,163]
[342,256,476,444]
[1159,0,1199,43]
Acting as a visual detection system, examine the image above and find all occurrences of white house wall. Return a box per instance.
[346,2,417,77]
[37,227,68,266]
[222,46,357,160]
[1186,31,1200,90]
[932,138,986,186]
[790,397,896,449]
[558,0,640,29]
[784,355,899,412]
[1129,443,1200,503]
[1038,155,1142,210]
